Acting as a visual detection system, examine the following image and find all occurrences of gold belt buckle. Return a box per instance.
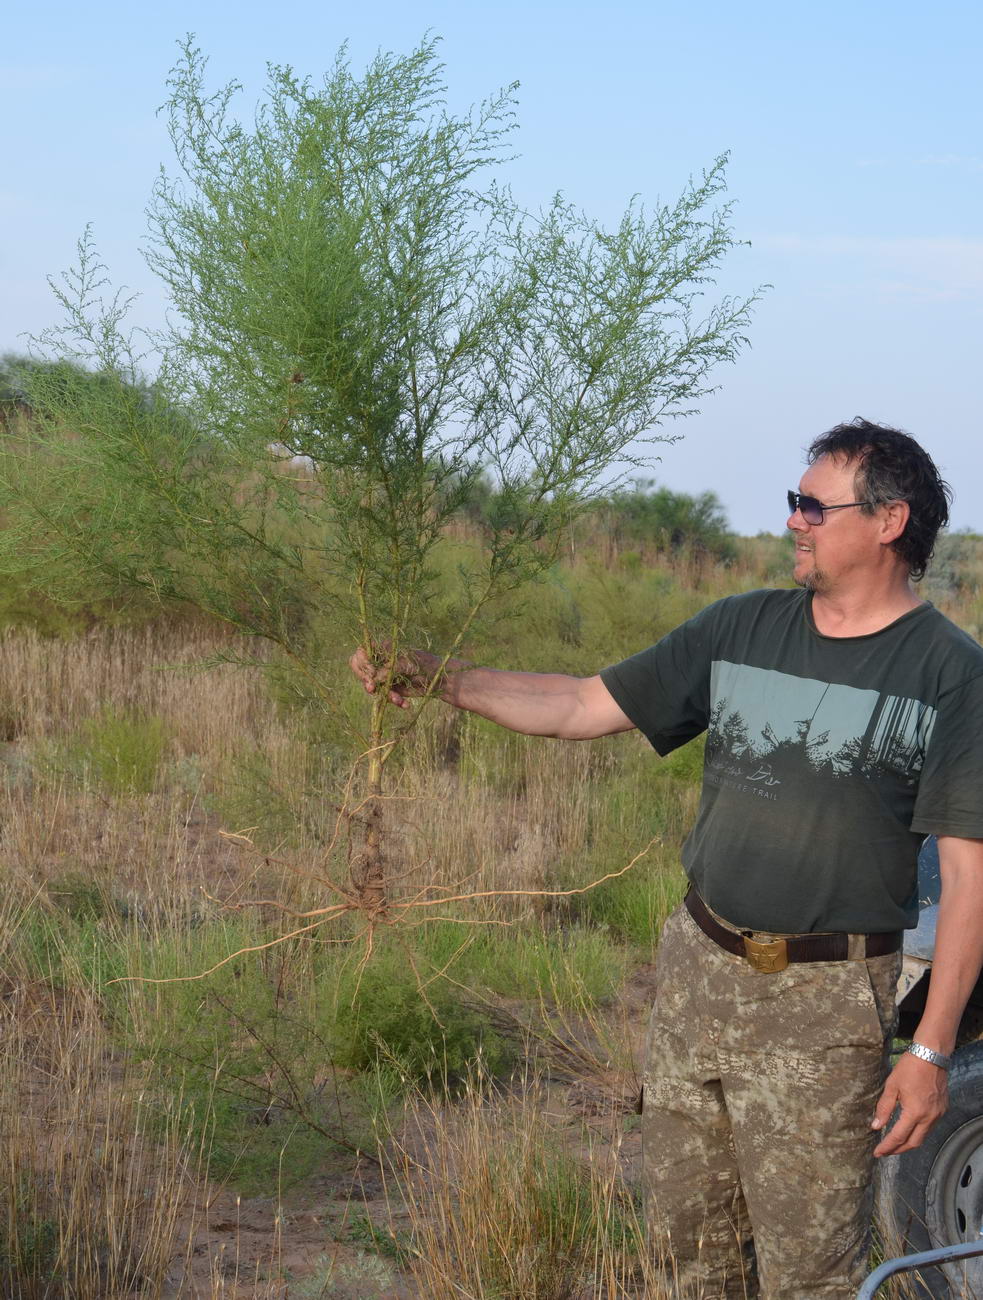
[742,935,788,973]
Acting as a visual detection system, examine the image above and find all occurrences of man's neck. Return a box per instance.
[809,577,925,638]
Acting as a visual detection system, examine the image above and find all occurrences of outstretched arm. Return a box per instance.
[873,835,983,1156]
[349,646,635,740]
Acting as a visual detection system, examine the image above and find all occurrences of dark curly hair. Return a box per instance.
[806,418,951,581]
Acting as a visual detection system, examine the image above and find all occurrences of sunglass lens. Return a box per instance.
[788,492,824,525]
[800,495,824,525]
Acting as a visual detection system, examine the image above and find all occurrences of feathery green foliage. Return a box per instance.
[0,36,759,905]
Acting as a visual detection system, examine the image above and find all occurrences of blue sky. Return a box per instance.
[3,0,981,534]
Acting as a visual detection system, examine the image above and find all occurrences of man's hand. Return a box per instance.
[348,644,443,710]
[873,835,983,1158]
[872,1052,949,1156]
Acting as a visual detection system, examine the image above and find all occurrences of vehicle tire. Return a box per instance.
[877,1041,983,1299]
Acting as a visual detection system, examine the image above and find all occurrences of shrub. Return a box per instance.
[599,479,737,561]
[56,709,169,795]
[333,942,512,1083]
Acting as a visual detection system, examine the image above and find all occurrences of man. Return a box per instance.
[350,419,983,1299]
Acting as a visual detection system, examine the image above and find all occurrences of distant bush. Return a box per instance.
[924,530,983,599]
[0,352,199,444]
[0,354,109,417]
[0,355,199,634]
[596,479,737,560]
[448,473,737,563]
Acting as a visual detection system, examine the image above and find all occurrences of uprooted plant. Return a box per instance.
[0,34,758,949]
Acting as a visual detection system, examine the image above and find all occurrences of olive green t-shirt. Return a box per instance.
[599,589,983,933]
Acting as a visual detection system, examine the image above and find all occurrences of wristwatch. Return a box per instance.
[905,1041,953,1070]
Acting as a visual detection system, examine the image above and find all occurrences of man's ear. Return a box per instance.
[879,499,910,545]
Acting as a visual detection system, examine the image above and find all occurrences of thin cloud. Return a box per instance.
[854,155,983,174]
[875,280,974,304]
[758,234,983,300]
[0,190,43,216]
[0,64,73,94]
[914,154,983,173]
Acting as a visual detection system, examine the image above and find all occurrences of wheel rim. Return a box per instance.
[925,1116,983,1293]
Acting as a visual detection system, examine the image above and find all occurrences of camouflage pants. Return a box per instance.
[642,901,901,1300]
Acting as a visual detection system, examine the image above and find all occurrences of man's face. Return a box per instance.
[787,454,881,593]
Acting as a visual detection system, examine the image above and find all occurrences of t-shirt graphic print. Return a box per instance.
[706,662,938,798]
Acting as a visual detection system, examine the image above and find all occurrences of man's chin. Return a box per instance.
[793,568,827,593]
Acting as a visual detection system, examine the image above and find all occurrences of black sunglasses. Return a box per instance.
[787,490,873,526]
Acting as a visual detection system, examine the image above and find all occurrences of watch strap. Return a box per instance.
[905,1041,952,1071]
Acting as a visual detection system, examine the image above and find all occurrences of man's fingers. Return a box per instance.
[348,649,372,682]
[873,1112,917,1157]
[349,647,389,696]
[890,1123,936,1156]
[873,1094,948,1156]
[872,1055,949,1156]
[871,1083,899,1131]
[348,642,422,707]
[874,1115,935,1157]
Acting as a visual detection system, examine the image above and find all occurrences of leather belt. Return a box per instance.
[684,888,902,974]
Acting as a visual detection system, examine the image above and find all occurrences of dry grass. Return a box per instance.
[0,622,305,903]
[0,626,324,1296]
[0,887,299,1298]
[0,913,196,1296]
[0,622,265,751]
[385,1069,652,1300]
[0,534,979,1297]
[0,615,670,1296]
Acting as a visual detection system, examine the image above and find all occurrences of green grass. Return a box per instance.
[11,902,130,1000]
[0,1191,60,1297]
[41,708,170,795]
[448,923,633,1006]
[1,884,646,1194]
[565,852,687,947]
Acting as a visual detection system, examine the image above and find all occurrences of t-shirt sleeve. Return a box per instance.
[599,601,719,755]
[911,671,983,839]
